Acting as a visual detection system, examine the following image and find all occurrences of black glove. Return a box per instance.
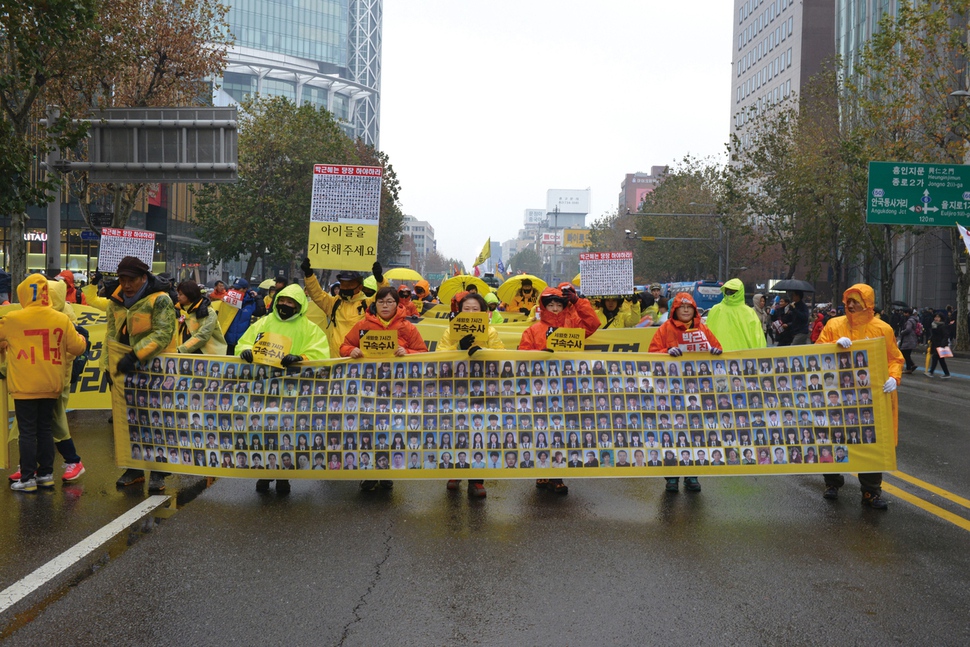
[90,271,103,287]
[562,286,579,304]
[468,345,482,356]
[542,348,555,353]
[458,334,475,351]
[519,308,531,316]
[102,370,113,389]
[301,257,313,278]
[280,354,303,367]
[116,352,138,374]
[372,261,383,284]
[239,349,254,363]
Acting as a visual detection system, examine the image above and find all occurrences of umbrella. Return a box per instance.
[496,274,548,305]
[438,275,492,303]
[770,279,815,293]
[258,279,275,290]
[571,273,581,287]
[385,267,423,282]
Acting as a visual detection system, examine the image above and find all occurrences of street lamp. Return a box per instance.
[624,229,638,239]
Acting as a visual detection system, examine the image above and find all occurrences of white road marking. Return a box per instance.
[0,495,170,614]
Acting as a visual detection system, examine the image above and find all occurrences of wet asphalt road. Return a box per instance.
[2,360,970,646]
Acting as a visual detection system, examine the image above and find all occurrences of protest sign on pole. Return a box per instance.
[97,228,155,272]
[579,251,634,296]
[307,164,382,271]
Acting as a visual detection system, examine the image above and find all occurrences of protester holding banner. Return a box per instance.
[397,285,420,318]
[301,257,385,352]
[508,278,539,315]
[414,279,437,307]
[340,286,428,492]
[6,279,89,487]
[593,296,641,329]
[518,285,600,494]
[105,256,178,493]
[705,279,767,352]
[175,280,228,355]
[483,292,504,324]
[648,292,723,494]
[438,291,506,497]
[2,274,88,492]
[815,283,903,510]
[235,282,331,494]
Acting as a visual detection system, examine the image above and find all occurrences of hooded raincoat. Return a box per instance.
[751,292,769,336]
[594,298,642,329]
[340,305,428,356]
[648,293,722,354]
[483,292,504,324]
[102,274,177,370]
[704,279,767,351]
[0,275,87,399]
[816,284,903,442]
[56,270,86,305]
[235,284,330,360]
[517,288,601,350]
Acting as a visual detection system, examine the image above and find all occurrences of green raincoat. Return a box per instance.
[704,278,767,352]
[235,283,330,360]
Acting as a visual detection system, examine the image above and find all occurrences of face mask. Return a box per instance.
[276,302,297,320]
[339,289,356,299]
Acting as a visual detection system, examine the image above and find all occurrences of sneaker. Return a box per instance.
[535,478,550,490]
[823,486,839,500]
[684,477,701,492]
[924,372,934,378]
[941,375,951,380]
[11,479,37,492]
[62,462,85,482]
[255,479,271,492]
[378,480,394,490]
[903,368,915,374]
[116,468,145,487]
[8,466,21,482]
[861,492,889,510]
[665,478,679,493]
[148,473,166,492]
[275,479,291,494]
[549,479,568,495]
[36,474,55,489]
[446,479,461,491]
[360,480,379,491]
[468,483,487,498]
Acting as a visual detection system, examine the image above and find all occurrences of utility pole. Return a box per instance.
[45,105,62,274]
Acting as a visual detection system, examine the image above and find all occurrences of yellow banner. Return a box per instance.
[308,223,379,272]
[547,328,585,352]
[92,339,896,479]
[450,313,490,345]
[414,320,656,353]
[360,330,398,357]
[252,331,293,368]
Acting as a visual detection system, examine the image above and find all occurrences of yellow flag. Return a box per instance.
[473,238,491,267]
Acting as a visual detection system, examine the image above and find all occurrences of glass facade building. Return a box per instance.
[215,0,382,146]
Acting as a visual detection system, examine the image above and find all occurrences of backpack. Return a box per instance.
[71,324,91,385]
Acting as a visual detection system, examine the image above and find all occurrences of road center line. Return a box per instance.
[0,495,169,614]
[880,483,970,533]
[889,471,970,510]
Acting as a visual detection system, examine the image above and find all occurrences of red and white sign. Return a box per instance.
[222,289,245,309]
[579,251,633,261]
[541,232,563,245]
[579,251,634,296]
[98,228,156,272]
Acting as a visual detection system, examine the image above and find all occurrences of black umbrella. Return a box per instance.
[770,279,815,293]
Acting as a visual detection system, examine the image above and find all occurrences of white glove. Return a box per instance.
[836,337,852,348]
[668,347,683,357]
[710,347,722,355]
[882,377,897,393]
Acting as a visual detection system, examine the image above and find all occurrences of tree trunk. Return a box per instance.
[951,228,970,351]
[9,211,29,287]
[244,251,261,284]
[880,225,894,309]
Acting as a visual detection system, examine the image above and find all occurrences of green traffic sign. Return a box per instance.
[866,161,970,226]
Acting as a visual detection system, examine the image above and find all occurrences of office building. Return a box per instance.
[618,167,666,213]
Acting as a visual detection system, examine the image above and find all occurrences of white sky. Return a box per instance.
[381,0,733,267]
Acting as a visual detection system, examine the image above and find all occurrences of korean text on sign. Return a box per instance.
[98,228,156,273]
[579,251,634,297]
[450,313,490,345]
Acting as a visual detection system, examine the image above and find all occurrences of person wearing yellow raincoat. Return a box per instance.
[300,257,386,352]
[704,278,767,352]
[815,283,903,510]
[593,296,641,329]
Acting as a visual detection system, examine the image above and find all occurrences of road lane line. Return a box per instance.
[880,483,970,533]
[0,495,169,614]
[889,471,970,510]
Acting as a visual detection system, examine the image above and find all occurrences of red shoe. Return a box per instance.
[468,483,487,498]
[8,466,21,482]
[446,480,460,490]
[62,462,85,482]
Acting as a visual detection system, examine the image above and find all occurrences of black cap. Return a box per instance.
[116,256,149,278]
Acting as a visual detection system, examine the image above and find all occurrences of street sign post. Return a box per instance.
[867,161,970,226]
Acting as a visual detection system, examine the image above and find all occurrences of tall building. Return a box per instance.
[214,0,383,146]
[730,0,835,147]
[401,215,436,272]
[618,167,666,213]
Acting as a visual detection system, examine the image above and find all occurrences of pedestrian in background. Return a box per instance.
[1,274,87,492]
[926,311,952,379]
[898,307,920,374]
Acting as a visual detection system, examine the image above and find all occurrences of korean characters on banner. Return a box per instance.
[105,339,896,480]
[579,251,634,297]
[307,164,382,272]
[97,228,156,272]
[546,328,585,352]
[450,313,490,346]
[360,331,398,358]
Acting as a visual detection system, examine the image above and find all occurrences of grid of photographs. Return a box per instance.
[120,350,882,473]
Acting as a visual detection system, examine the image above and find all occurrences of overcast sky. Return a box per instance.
[381,0,733,267]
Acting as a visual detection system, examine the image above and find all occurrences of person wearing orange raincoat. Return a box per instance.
[815,283,903,510]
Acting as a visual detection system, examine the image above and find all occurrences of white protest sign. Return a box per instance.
[307,164,383,271]
[579,251,634,296]
[98,228,155,272]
